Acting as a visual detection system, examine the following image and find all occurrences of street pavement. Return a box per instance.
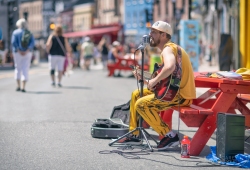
[0,60,246,170]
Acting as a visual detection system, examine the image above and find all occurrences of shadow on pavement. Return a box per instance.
[26,91,62,94]
[62,86,92,90]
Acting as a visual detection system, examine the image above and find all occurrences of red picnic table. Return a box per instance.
[160,72,250,156]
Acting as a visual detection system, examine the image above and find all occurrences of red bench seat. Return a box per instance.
[160,104,213,129]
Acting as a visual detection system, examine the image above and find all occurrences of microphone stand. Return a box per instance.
[109,47,158,151]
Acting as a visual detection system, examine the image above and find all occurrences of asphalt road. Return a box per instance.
[0,62,244,170]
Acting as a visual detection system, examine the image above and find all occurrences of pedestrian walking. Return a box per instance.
[80,36,94,70]
[0,27,7,66]
[0,27,4,66]
[98,37,109,69]
[71,38,80,68]
[93,44,100,65]
[0,26,2,40]
[46,25,71,87]
[11,18,35,92]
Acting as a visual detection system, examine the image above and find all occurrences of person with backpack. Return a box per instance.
[11,18,35,92]
[80,36,94,70]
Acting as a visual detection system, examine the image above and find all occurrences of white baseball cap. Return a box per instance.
[147,21,172,36]
[84,36,90,41]
[112,41,120,46]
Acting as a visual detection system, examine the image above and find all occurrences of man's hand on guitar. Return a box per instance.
[131,65,141,80]
[147,78,157,91]
[132,70,149,84]
[132,70,141,80]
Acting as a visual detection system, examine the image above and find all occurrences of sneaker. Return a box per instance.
[21,89,26,93]
[57,83,62,87]
[112,134,142,145]
[51,82,55,86]
[157,134,180,150]
[16,87,21,91]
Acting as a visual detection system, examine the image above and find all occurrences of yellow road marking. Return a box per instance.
[0,69,48,80]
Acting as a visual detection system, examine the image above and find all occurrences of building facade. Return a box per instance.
[60,7,74,33]
[73,2,94,32]
[63,0,123,44]
[153,0,190,44]
[92,0,124,44]
[19,0,43,39]
[124,0,153,45]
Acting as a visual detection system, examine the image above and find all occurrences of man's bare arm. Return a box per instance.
[147,46,176,90]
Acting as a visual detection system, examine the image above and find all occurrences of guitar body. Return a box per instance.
[152,63,180,102]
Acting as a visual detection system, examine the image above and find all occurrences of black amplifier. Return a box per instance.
[216,113,245,162]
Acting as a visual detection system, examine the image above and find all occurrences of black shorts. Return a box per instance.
[84,55,93,60]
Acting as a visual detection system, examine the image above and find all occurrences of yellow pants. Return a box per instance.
[129,88,192,136]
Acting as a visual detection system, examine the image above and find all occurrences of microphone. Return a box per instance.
[136,35,150,50]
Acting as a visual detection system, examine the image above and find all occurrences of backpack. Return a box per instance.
[21,29,32,48]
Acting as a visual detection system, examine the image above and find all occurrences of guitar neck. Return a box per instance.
[135,69,152,80]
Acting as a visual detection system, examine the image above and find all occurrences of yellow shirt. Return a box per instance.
[162,42,196,99]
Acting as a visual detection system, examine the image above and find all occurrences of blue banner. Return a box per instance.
[179,20,199,71]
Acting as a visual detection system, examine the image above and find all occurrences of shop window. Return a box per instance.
[139,0,144,4]
[133,11,137,27]
[127,0,131,6]
[132,0,137,5]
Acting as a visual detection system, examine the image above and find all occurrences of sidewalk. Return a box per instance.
[198,60,219,73]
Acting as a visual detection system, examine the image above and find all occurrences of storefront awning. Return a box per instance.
[63,26,120,38]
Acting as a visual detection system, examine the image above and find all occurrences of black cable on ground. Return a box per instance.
[99,147,225,168]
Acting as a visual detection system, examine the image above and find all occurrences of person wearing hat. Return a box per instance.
[108,41,120,63]
[108,40,122,76]
[113,21,196,150]
[80,36,94,70]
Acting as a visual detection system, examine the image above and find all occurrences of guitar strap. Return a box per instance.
[175,46,182,136]
[170,46,182,88]
[172,45,182,137]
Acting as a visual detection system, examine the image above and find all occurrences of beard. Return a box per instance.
[149,37,160,47]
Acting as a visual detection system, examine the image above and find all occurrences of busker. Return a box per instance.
[114,21,196,150]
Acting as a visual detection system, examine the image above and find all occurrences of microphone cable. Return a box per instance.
[99,148,223,168]
[133,48,141,92]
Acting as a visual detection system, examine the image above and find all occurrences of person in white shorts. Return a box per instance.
[11,18,35,92]
[46,25,71,87]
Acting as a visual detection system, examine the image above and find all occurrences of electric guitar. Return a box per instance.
[130,63,181,102]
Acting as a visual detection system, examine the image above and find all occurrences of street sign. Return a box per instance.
[179,20,199,72]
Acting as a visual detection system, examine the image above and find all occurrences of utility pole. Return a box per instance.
[188,0,192,19]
